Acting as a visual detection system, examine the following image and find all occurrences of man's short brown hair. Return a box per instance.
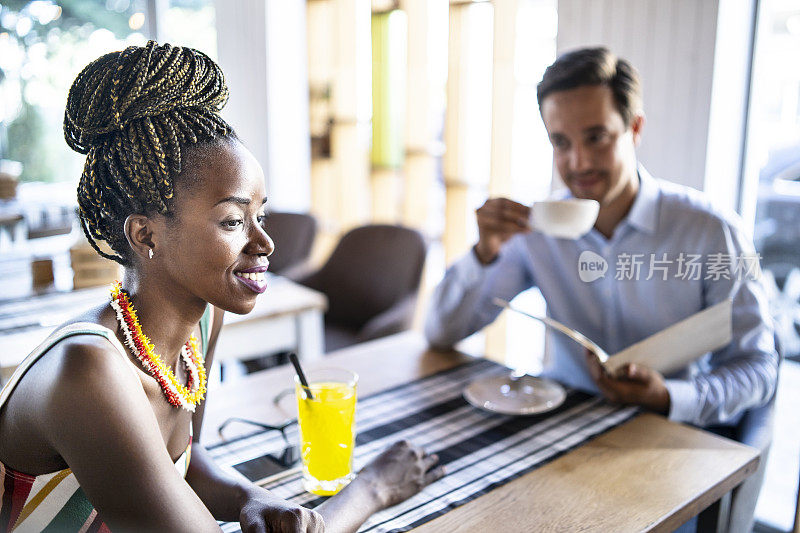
[536,47,642,127]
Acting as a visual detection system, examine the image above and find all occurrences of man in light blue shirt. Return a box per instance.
[426,45,777,531]
[426,47,777,426]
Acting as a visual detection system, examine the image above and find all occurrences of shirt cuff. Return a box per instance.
[664,379,700,423]
[450,246,491,286]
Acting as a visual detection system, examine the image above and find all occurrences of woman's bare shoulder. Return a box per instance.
[0,317,145,472]
[38,332,151,445]
[17,325,142,423]
[3,326,212,529]
[20,301,131,406]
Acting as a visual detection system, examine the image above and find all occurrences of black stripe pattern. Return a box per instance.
[211,359,638,532]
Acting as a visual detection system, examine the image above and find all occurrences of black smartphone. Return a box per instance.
[232,447,300,484]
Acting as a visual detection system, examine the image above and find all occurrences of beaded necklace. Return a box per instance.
[109,281,207,412]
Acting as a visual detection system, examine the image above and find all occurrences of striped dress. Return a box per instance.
[0,309,210,532]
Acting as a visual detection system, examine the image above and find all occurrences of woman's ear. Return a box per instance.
[124,214,157,261]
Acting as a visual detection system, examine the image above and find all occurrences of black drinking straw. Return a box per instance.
[289,352,314,400]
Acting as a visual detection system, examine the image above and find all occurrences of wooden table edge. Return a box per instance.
[648,440,760,532]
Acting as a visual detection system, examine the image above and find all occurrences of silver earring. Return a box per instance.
[148,248,154,259]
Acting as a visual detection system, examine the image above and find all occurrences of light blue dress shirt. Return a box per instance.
[425,167,779,427]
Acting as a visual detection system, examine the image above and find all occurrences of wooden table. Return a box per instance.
[201,331,760,533]
[0,275,327,383]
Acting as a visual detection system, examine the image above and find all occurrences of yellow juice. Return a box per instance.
[296,380,357,495]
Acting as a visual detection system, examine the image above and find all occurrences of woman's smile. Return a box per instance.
[233,266,269,294]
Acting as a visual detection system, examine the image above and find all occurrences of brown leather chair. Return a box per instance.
[298,224,426,352]
[264,212,317,280]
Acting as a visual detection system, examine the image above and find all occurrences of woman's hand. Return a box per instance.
[358,440,444,509]
[239,486,324,533]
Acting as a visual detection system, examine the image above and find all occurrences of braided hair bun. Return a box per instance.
[65,40,234,265]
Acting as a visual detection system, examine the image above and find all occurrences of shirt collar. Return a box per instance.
[623,164,660,235]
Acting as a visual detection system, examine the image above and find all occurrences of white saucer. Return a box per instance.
[463,374,567,415]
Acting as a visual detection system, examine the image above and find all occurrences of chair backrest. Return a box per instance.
[300,224,426,330]
[264,212,317,275]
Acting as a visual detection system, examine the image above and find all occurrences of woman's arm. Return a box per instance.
[186,304,243,519]
[188,307,444,533]
[188,306,324,529]
[186,445,324,530]
[40,337,221,532]
[315,441,444,533]
[188,424,440,533]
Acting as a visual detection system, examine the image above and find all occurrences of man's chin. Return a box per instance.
[569,184,607,203]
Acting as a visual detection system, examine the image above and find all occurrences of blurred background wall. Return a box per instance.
[1,1,800,528]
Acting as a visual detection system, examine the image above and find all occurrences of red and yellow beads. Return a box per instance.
[110,281,207,412]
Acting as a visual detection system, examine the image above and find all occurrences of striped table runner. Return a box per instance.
[211,359,638,533]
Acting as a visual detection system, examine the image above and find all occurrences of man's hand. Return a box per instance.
[584,350,671,414]
[474,198,531,264]
[239,487,324,533]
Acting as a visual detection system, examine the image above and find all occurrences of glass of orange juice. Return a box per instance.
[295,367,358,495]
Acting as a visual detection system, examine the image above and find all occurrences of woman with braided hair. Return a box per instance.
[0,41,442,532]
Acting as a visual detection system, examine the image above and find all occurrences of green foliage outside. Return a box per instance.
[0,0,136,182]
[0,0,215,184]
[6,101,48,182]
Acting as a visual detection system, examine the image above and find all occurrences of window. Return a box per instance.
[744,1,800,530]
[0,0,216,297]
[0,0,216,187]
[159,0,216,59]
[0,0,150,185]
[746,0,800,355]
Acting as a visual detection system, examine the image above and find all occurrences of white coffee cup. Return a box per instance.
[529,198,600,239]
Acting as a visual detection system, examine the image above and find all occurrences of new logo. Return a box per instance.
[578,250,608,282]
